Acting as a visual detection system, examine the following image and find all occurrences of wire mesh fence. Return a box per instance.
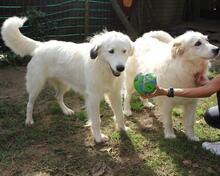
[0,0,123,51]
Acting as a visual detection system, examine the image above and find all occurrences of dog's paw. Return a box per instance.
[101,133,109,142]
[118,125,130,132]
[25,119,34,127]
[95,134,109,144]
[165,133,176,139]
[63,108,75,116]
[187,135,200,142]
[112,116,128,131]
[143,102,155,109]
[123,126,130,131]
[84,120,91,127]
[123,109,132,116]
[116,125,130,132]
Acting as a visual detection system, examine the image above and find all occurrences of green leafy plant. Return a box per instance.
[74,111,87,122]
[24,7,58,41]
[0,8,58,66]
[130,94,144,112]
[0,51,30,67]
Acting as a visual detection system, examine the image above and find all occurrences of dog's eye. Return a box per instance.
[195,41,202,46]
[122,49,127,53]
[109,49,114,54]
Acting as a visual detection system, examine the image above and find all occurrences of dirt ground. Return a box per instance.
[0,67,26,100]
[0,66,156,176]
[1,66,220,176]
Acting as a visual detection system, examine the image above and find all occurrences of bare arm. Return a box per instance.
[142,75,220,99]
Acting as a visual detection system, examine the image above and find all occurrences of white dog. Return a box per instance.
[1,16,134,143]
[124,30,219,141]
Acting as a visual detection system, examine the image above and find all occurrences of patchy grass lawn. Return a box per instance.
[0,67,220,176]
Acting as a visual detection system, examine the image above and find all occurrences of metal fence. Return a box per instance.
[0,0,123,51]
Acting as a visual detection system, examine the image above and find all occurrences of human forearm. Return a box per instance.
[172,75,220,98]
[142,75,220,99]
[160,87,215,98]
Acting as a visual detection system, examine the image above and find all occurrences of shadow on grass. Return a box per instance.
[0,95,156,176]
[90,130,156,176]
[131,111,220,176]
[4,84,220,175]
[117,131,155,175]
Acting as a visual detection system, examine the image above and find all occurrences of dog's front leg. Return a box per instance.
[86,94,108,143]
[107,91,127,131]
[160,103,176,139]
[123,75,134,116]
[123,88,133,117]
[183,102,199,141]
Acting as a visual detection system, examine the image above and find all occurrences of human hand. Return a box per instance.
[141,86,167,99]
[194,73,209,87]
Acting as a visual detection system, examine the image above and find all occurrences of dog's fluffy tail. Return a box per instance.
[1,16,41,57]
[143,31,174,43]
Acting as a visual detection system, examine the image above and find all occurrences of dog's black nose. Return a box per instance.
[116,65,125,72]
[212,48,220,55]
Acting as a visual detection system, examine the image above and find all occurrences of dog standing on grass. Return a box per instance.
[1,16,134,143]
[124,30,219,141]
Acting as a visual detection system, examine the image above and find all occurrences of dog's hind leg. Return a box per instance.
[107,91,127,131]
[26,71,46,126]
[140,97,155,109]
[183,103,199,141]
[53,81,74,115]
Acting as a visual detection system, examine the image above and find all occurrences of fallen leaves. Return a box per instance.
[99,147,112,153]
[207,167,216,174]
[182,160,199,168]
[89,162,113,176]
[182,159,192,167]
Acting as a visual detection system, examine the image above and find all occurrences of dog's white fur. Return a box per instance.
[1,16,134,143]
[124,30,219,141]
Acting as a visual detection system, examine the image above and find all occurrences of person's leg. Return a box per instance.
[204,91,220,129]
[204,106,220,129]
[217,91,220,113]
[202,91,220,156]
[202,141,220,156]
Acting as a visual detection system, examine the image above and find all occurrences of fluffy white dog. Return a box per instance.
[1,16,134,143]
[124,30,219,141]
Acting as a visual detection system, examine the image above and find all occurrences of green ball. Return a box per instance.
[133,73,157,95]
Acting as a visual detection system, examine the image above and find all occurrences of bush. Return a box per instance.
[0,8,58,66]
[0,51,31,67]
[24,7,58,41]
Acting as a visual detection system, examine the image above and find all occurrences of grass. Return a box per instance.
[130,94,144,112]
[1,88,220,176]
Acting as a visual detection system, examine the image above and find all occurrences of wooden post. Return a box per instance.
[111,0,137,40]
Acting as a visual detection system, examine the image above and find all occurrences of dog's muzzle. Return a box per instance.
[212,48,220,56]
[116,65,125,72]
[109,64,125,77]
[110,66,121,77]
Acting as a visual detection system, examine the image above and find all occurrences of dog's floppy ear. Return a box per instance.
[90,45,100,59]
[171,42,184,58]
